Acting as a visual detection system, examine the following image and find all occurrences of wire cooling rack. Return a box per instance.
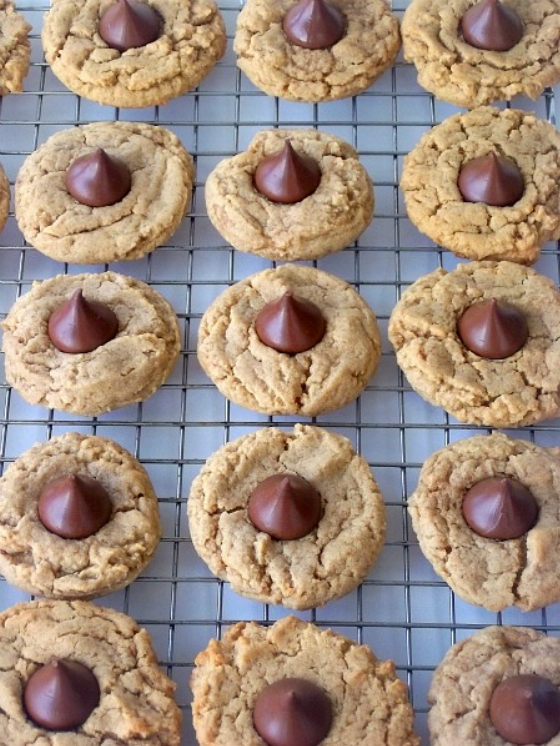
[1,2,560,743]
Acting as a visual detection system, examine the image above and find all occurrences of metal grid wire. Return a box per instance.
[1,2,560,743]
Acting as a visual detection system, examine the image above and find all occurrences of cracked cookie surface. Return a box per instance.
[0,432,161,600]
[188,424,386,609]
[42,0,226,107]
[0,599,181,744]
[234,0,400,102]
[402,0,560,107]
[197,264,381,416]
[15,122,194,264]
[191,615,419,746]
[205,129,374,261]
[400,107,560,265]
[1,271,181,416]
[428,625,560,745]
[409,433,560,611]
[388,261,560,427]
[0,0,31,95]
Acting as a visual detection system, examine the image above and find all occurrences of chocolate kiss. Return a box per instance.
[461,0,523,51]
[254,141,321,204]
[66,148,132,208]
[248,474,322,540]
[458,152,524,207]
[48,289,119,354]
[490,674,560,745]
[23,659,100,731]
[462,477,538,540]
[38,474,112,539]
[457,298,528,359]
[282,0,346,49]
[253,678,333,746]
[99,0,162,52]
[255,291,326,354]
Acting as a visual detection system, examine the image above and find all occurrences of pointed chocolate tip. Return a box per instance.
[24,659,100,731]
[283,0,346,49]
[248,473,322,540]
[99,0,162,52]
[490,674,560,744]
[462,476,538,540]
[253,678,333,746]
[458,151,524,207]
[48,289,119,354]
[38,473,112,539]
[461,0,523,52]
[255,291,326,354]
[254,140,321,204]
[457,298,528,359]
[66,147,131,208]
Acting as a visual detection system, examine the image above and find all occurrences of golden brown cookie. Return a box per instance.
[388,261,560,428]
[41,0,227,108]
[15,122,194,264]
[188,424,386,609]
[0,161,9,235]
[402,0,560,107]
[205,129,374,261]
[191,616,419,746]
[400,107,560,265]
[0,0,31,95]
[2,271,181,416]
[0,599,181,744]
[197,264,381,416]
[428,626,560,745]
[409,433,560,612]
[0,432,161,600]
[234,0,401,102]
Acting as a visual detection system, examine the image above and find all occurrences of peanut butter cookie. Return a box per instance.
[0,599,181,744]
[401,107,560,265]
[388,261,560,427]
[234,0,400,102]
[428,626,560,745]
[197,264,381,416]
[205,129,374,261]
[409,433,560,612]
[15,122,194,264]
[402,0,560,107]
[41,0,226,108]
[0,432,161,600]
[191,616,419,746]
[188,424,386,609]
[2,271,181,416]
[0,0,31,95]
[0,161,9,235]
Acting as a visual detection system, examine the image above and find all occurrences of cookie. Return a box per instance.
[428,625,560,745]
[1,271,181,416]
[197,264,381,416]
[402,0,560,108]
[188,424,386,609]
[388,261,560,427]
[0,161,9,235]
[205,129,374,261]
[0,599,181,744]
[409,433,560,612]
[15,122,194,264]
[0,432,161,600]
[0,0,31,95]
[191,615,419,746]
[234,0,400,102]
[41,0,226,108]
[400,107,560,265]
